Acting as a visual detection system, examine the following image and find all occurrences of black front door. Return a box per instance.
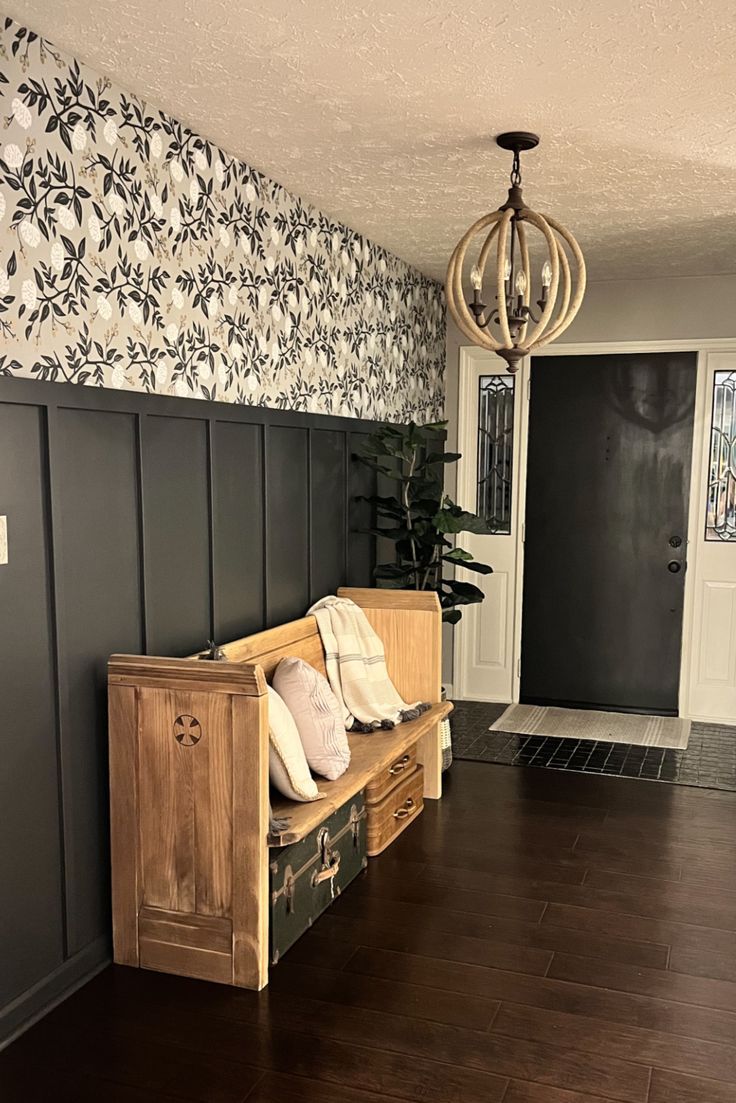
[521,352,697,715]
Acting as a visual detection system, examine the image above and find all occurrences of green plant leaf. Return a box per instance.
[356,494,403,512]
[442,547,474,562]
[425,451,462,465]
[374,563,416,579]
[357,528,405,542]
[442,609,462,624]
[442,557,493,575]
[434,504,496,535]
[441,578,485,604]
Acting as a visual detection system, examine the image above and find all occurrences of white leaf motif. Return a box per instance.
[21,278,37,310]
[4,143,23,169]
[19,219,41,247]
[71,123,87,151]
[11,98,32,129]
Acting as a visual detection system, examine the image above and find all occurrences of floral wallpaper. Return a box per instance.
[0,16,445,421]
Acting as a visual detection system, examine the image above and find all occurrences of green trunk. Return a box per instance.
[269,793,367,964]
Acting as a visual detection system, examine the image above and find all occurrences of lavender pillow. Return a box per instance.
[273,657,351,781]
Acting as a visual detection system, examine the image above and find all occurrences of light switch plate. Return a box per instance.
[0,516,7,565]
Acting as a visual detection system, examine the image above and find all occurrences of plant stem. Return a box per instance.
[402,445,420,589]
[420,545,440,591]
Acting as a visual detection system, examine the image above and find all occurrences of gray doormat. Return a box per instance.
[491,703,690,749]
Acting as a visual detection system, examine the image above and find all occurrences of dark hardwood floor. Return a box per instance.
[3,761,736,1102]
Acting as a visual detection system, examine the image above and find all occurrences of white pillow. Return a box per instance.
[273,657,351,781]
[267,685,323,803]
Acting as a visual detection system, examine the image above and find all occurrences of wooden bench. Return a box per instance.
[108,587,452,991]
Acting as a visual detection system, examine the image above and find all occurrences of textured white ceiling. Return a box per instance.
[6,0,736,281]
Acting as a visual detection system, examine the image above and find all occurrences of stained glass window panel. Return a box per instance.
[477,375,514,534]
[706,370,736,541]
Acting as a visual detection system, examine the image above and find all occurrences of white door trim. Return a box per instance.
[455,336,736,717]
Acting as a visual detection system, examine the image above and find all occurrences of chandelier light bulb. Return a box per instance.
[445,131,586,372]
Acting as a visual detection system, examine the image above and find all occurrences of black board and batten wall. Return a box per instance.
[0,376,379,1044]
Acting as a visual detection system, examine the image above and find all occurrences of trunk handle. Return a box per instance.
[393,797,417,820]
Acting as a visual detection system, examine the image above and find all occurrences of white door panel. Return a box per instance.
[454,348,527,702]
[687,353,736,723]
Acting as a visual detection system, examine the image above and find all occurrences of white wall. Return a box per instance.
[443,273,736,691]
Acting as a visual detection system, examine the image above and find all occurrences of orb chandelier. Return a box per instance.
[446,132,586,372]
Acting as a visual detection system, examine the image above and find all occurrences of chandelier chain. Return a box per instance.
[510,150,522,188]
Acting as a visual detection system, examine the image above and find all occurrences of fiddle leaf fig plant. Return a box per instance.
[355,421,494,623]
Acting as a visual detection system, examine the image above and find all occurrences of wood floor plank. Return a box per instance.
[548,953,736,1014]
[543,901,736,981]
[343,945,736,1046]
[264,983,645,1101]
[283,928,359,970]
[583,868,736,929]
[575,829,736,867]
[268,987,647,1102]
[419,863,588,901]
[0,1025,263,1103]
[491,1001,736,1084]
[345,871,549,921]
[331,892,670,969]
[244,1072,389,1103]
[267,958,501,1029]
[388,835,589,884]
[503,1083,623,1103]
[53,969,638,1103]
[648,1068,736,1102]
[312,912,555,976]
[420,862,736,931]
[668,929,736,984]
[0,1065,183,1103]
[35,961,653,1103]
[10,992,510,1103]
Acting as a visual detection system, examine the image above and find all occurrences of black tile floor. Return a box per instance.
[451,699,736,791]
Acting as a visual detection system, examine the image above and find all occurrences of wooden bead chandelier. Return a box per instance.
[446,132,586,372]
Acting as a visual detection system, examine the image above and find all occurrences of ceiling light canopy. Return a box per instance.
[446,132,586,372]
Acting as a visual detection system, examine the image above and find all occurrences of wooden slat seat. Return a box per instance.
[268,701,453,846]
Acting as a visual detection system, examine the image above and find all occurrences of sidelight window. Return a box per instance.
[706,370,736,541]
[477,374,514,534]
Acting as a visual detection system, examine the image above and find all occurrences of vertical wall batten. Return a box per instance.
[261,422,270,628]
[206,418,217,644]
[306,429,314,605]
[134,413,149,655]
[41,404,69,963]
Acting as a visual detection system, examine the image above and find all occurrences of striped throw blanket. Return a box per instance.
[308,595,430,732]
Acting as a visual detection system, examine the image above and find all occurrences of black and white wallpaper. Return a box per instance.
[0,16,445,421]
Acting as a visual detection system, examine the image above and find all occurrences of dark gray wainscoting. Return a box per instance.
[0,377,380,1045]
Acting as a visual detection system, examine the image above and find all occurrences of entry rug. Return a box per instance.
[490,704,690,749]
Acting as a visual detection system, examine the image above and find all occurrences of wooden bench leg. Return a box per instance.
[232,693,270,990]
[417,721,442,799]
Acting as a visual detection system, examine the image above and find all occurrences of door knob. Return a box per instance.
[667,560,682,573]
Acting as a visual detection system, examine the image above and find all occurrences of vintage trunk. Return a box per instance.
[269,793,367,963]
[366,764,424,856]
